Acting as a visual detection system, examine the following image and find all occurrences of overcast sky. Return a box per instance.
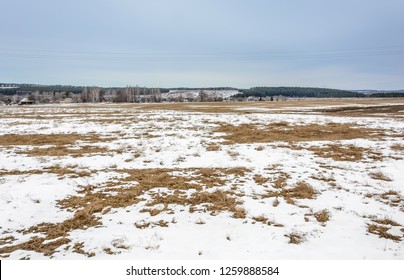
[1,0,403,89]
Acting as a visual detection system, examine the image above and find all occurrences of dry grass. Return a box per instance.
[0,203,102,257]
[73,242,95,257]
[0,167,250,257]
[140,207,165,216]
[369,172,392,181]
[232,207,247,219]
[367,224,401,241]
[286,232,305,244]
[0,236,16,246]
[371,218,401,227]
[252,215,269,225]
[263,181,317,205]
[310,174,336,182]
[319,104,404,118]
[17,145,111,157]
[23,205,102,239]
[391,144,404,151]
[0,133,108,146]
[253,174,269,185]
[0,237,70,257]
[369,190,403,210]
[215,122,384,144]
[103,247,119,255]
[309,144,383,162]
[154,220,169,227]
[206,143,221,151]
[272,173,289,189]
[0,165,91,178]
[227,150,240,158]
[0,134,81,146]
[147,189,245,217]
[124,99,404,115]
[284,182,317,200]
[314,209,330,224]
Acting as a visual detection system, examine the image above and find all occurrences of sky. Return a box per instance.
[1,0,403,89]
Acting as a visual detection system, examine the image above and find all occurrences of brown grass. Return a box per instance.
[369,190,403,210]
[253,174,269,185]
[0,237,70,257]
[215,122,384,144]
[147,189,245,217]
[153,220,169,227]
[309,144,383,161]
[73,242,95,257]
[252,215,269,225]
[391,144,404,151]
[263,181,317,205]
[272,173,289,189]
[371,219,401,227]
[103,248,119,255]
[206,143,221,151]
[121,99,404,115]
[367,224,401,241]
[369,172,392,181]
[319,104,404,118]
[17,145,111,157]
[285,182,316,199]
[286,232,304,244]
[310,174,336,182]
[0,203,101,257]
[314,209,330,224]
[0,167,251,257]
[0,165,91,178]
[232,207,247,219]
[0,133,108,146]
[0,236,16,246]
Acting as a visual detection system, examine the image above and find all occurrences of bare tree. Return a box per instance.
[80,87,89,102]
[198,91,209,102]
[134,86,140,102]
[89,86,100,103]
[116,88,127,102]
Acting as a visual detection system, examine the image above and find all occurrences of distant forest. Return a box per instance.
[237,87,362,98]
[236,87,404,98]
[0,84,168,95]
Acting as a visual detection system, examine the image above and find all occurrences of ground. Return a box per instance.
[0,98,403,259]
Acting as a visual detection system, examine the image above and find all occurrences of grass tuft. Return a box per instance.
[314,209,330,224]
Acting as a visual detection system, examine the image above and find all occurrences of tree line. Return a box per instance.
[0,85,165,104]
[236,87,366,98]
[1,83,403,104]
[236,87,404,98]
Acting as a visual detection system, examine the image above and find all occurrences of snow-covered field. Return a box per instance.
[0,100,403,259]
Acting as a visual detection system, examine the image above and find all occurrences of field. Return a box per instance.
[0,98,403,259]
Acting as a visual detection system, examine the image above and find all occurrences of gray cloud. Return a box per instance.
[1,0,403,89]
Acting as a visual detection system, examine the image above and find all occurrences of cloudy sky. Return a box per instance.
[1,0,403,89]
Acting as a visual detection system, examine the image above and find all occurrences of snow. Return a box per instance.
[0,103,403,259]
[163,90,239,100]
